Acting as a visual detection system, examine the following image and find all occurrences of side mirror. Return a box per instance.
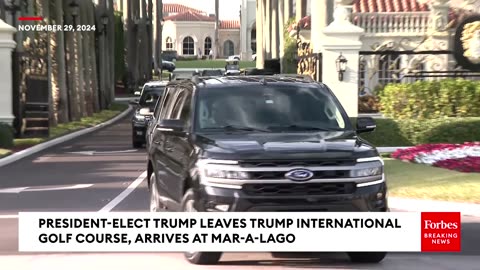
[157,119,186,134]
[134,91,141,96]
[356,117,376,134]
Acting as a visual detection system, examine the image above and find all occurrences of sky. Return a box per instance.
[163,0,242,20]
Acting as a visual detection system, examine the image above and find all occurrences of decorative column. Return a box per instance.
[427,0,451,72]
[296,0,306,22]
[240,0,248,60]
[311,0,329,53]
[321,0,364,117]
[271,0,279,59]
[256,0,265,68]
[0,19,16,126]
[284,0,291,22]
[264,0,271,59]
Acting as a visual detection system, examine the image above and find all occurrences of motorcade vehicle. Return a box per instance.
[145,75,388,265]
[130,80,167,148]
[224,59,241,76]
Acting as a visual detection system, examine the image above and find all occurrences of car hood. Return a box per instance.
[193,131,378,160]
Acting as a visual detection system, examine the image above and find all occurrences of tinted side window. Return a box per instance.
[171,88,192,127]
[170,88,188,119]
[158,86,177,120]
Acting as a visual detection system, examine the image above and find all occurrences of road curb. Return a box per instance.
[389,197,480,217]
[0,105,133,168]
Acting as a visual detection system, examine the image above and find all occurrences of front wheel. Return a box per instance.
[347,252,387,263]
[182,189,222,265]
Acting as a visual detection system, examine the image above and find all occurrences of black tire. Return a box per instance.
[182,189,222,265]
[132,140,143,148]
[347,252,387,263]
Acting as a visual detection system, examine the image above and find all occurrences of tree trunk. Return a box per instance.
[76,2,86,117]
[278,0,285,72]
[79,0,93,116]
[65,1,79,121]
[54,0,69,123]
[147,0,153,79]
[156,0,163,76]
[108,0,116,105]
[87,0,100,113]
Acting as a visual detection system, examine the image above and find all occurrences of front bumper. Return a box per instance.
[194,181,388,212]
[132,122,147,141]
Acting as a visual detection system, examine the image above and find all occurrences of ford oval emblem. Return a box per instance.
[285,169,314,182]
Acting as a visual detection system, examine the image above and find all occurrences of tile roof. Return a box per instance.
[220,20,240,29]
[163,3,205,15]
[164,10,216,22]
[352,0,429,12]
[294,0,470,30]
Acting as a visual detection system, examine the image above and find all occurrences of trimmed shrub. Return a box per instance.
[351,117,480,147]
[0,124,14,149]
[379,79,480,119]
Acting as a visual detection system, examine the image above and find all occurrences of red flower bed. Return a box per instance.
[434,157,480,173]
[391,142,480,173]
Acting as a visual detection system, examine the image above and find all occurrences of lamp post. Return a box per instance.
[336,53,348,81]
[4,0,24,136]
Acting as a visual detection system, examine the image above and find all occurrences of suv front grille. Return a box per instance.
[249,170,350,180]
[243,183,356,196]
[239,159,356,168]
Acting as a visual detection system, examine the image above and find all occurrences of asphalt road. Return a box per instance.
[0,110,479,269]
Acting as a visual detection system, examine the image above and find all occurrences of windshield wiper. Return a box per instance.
[204,125,270,132]
[267,124,334,131]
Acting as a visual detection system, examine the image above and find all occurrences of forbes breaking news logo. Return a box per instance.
[421,212,461,252]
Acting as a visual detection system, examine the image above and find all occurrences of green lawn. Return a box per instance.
[13,103,129,149]
[175,60,256,69]
[385,159,480,203]
[0,148,11,158]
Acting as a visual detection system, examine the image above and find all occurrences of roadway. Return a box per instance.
[0,110,479,269]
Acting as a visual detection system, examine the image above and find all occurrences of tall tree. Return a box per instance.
[53,0,69,122]
[64,0,80,121]
[87,0,100,113]
[147,0,153,79]
[155,0,163,75]
[108,0,116,105]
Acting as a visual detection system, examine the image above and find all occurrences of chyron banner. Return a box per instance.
[454,15,480,71]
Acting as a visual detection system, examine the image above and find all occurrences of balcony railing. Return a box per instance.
[352,12,430,34]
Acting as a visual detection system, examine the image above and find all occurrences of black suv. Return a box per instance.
[146,75,388,265]
[131,81,167,148]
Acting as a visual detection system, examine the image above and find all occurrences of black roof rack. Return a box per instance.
[272,74,315,82]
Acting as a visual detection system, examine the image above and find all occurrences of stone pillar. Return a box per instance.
[0,19,16,126]
[256,0,265,68]
[264,0,272,59]
[278,0,285,72]
[311,0,329,53]
[321,0,364,117]
[284,0,292,22]
[240,0,248,60]
[296,0,306,22]
[271,0,279,59]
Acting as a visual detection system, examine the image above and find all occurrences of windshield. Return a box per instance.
[139,86,165,107]
[194,85,350,132]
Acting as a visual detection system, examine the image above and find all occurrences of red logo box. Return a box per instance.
[421,212,461,252]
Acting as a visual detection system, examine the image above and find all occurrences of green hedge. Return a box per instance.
[352,117,480,147]
[379,79,480,119]
[0,123,14,149]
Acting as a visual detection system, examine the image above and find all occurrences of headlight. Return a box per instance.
[350,165,383,177]
[204,168,250,179]
[134,114,145,121]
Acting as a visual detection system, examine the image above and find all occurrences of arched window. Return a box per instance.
[204,37,212,56]
[166,37,173,50]
[182,36,194,55]
[223,40,234,57]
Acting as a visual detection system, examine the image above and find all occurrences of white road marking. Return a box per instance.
[0,215,18,219]
[0,184,93,194]
[98,171,148,212]
[67,150,138,156]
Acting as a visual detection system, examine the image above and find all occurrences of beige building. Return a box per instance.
[162,4,240,59]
